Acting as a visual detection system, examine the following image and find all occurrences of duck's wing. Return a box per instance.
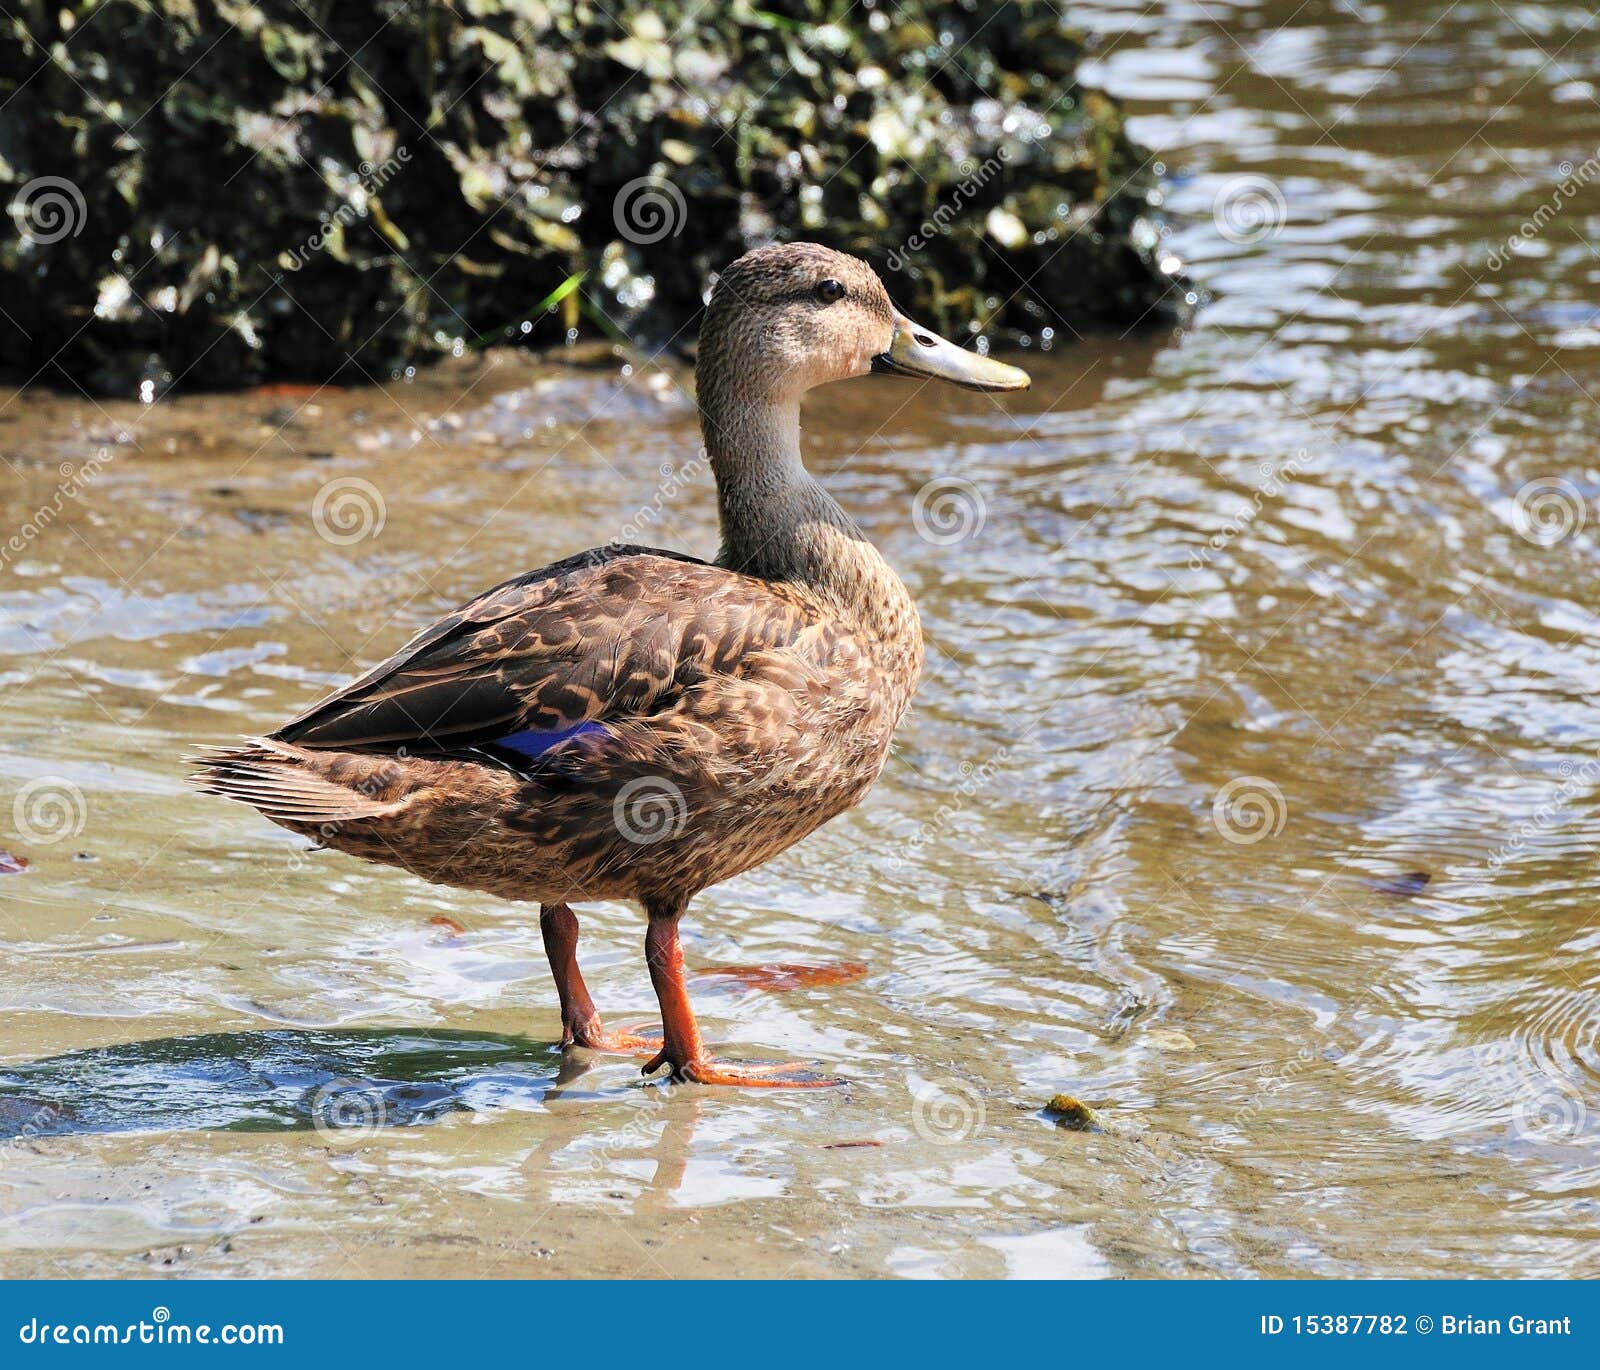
[271,545,824,757]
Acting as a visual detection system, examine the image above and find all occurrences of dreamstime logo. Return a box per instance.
[885,147,1012,269]
[885,746,1012,874]
[1187,448,1315,571]
[285,748,409,871]
[311,476,386,545]
[614,450,707,545]
[912,476,986,546]
[310,1079,388,1141]
[1486,147,1600,271]
[0,1102,60,1168]
[11,176,87,244]
[613,177,687,245]
[576,1093,667,1172]
[1511,1089,1586,1143]
[12,778,87,845]
[910,1078,985,1145]
[613,776,687,845]
[2,448,116,569]
[1200,1044,1322,1154]
[283,148,412,271]
[1211,776,1287,844]
[1511,477,1585,546]
[1487,749,1600,871]
[1213,174,1287,245]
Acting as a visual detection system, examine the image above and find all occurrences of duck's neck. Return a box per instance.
[701,392,921,668]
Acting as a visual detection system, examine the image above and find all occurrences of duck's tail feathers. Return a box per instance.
[188,739,410,827]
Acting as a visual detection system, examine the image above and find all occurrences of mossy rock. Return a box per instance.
[1045,1093,1104,1132]
[0,0,1183,394]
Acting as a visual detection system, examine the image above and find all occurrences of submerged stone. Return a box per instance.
[1045,1093,1104,1132]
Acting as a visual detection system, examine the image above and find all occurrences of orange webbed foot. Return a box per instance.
[638,912,847,1089]
[642,1051,845,1089]
[565,1022,662,1056]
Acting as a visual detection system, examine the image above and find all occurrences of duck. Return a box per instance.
[192,242,1030,1087]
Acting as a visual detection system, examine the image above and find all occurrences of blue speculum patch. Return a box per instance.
[491,720,606,760]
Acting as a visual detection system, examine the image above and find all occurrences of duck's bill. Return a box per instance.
[870,311,1031,392]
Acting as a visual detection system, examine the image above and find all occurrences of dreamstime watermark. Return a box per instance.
[1202,1044,1323,1154]
[1510,476,1586,545]
[1487,147,1600,271]
[1188,448,1314,570]
[9,175,87,244]
[1486,751,1600,871]
[612,776,687,845]
[912,476,987,546]
[1213,174,1287,245]
[17,1309,283,1347]
[1462,1045,1594,1146]
[271,552,429,621]
[887,746,1012,874]
[283,149,412,271]
[0,1103,61,1169]
[286,747,410,871]
[571,1090,671,1171]
[1,449,116,569]
[613,177,687,245]
[1511,1088,1588,1143]
[311,476,386,544]
[11,778,87,845]
[309,1078,389,1141]
[1139,1038,1335,1201]
[614,450,707,545]
[1211,775,1287,844]
[910,1076,985,1145]
[885,147,1012,270]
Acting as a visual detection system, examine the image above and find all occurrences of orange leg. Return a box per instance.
[539,903,658,1055]
[640,906,843,1088]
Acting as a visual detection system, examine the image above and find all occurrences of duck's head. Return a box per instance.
[697,242,1030,406]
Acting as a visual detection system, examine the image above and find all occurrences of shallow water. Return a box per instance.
[3,0,1600,1278]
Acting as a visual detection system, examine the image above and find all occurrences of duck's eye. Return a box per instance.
[813,278,846,305]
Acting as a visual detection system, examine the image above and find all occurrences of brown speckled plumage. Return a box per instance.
[193,243,1026,1085]
[198,546,905,904]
